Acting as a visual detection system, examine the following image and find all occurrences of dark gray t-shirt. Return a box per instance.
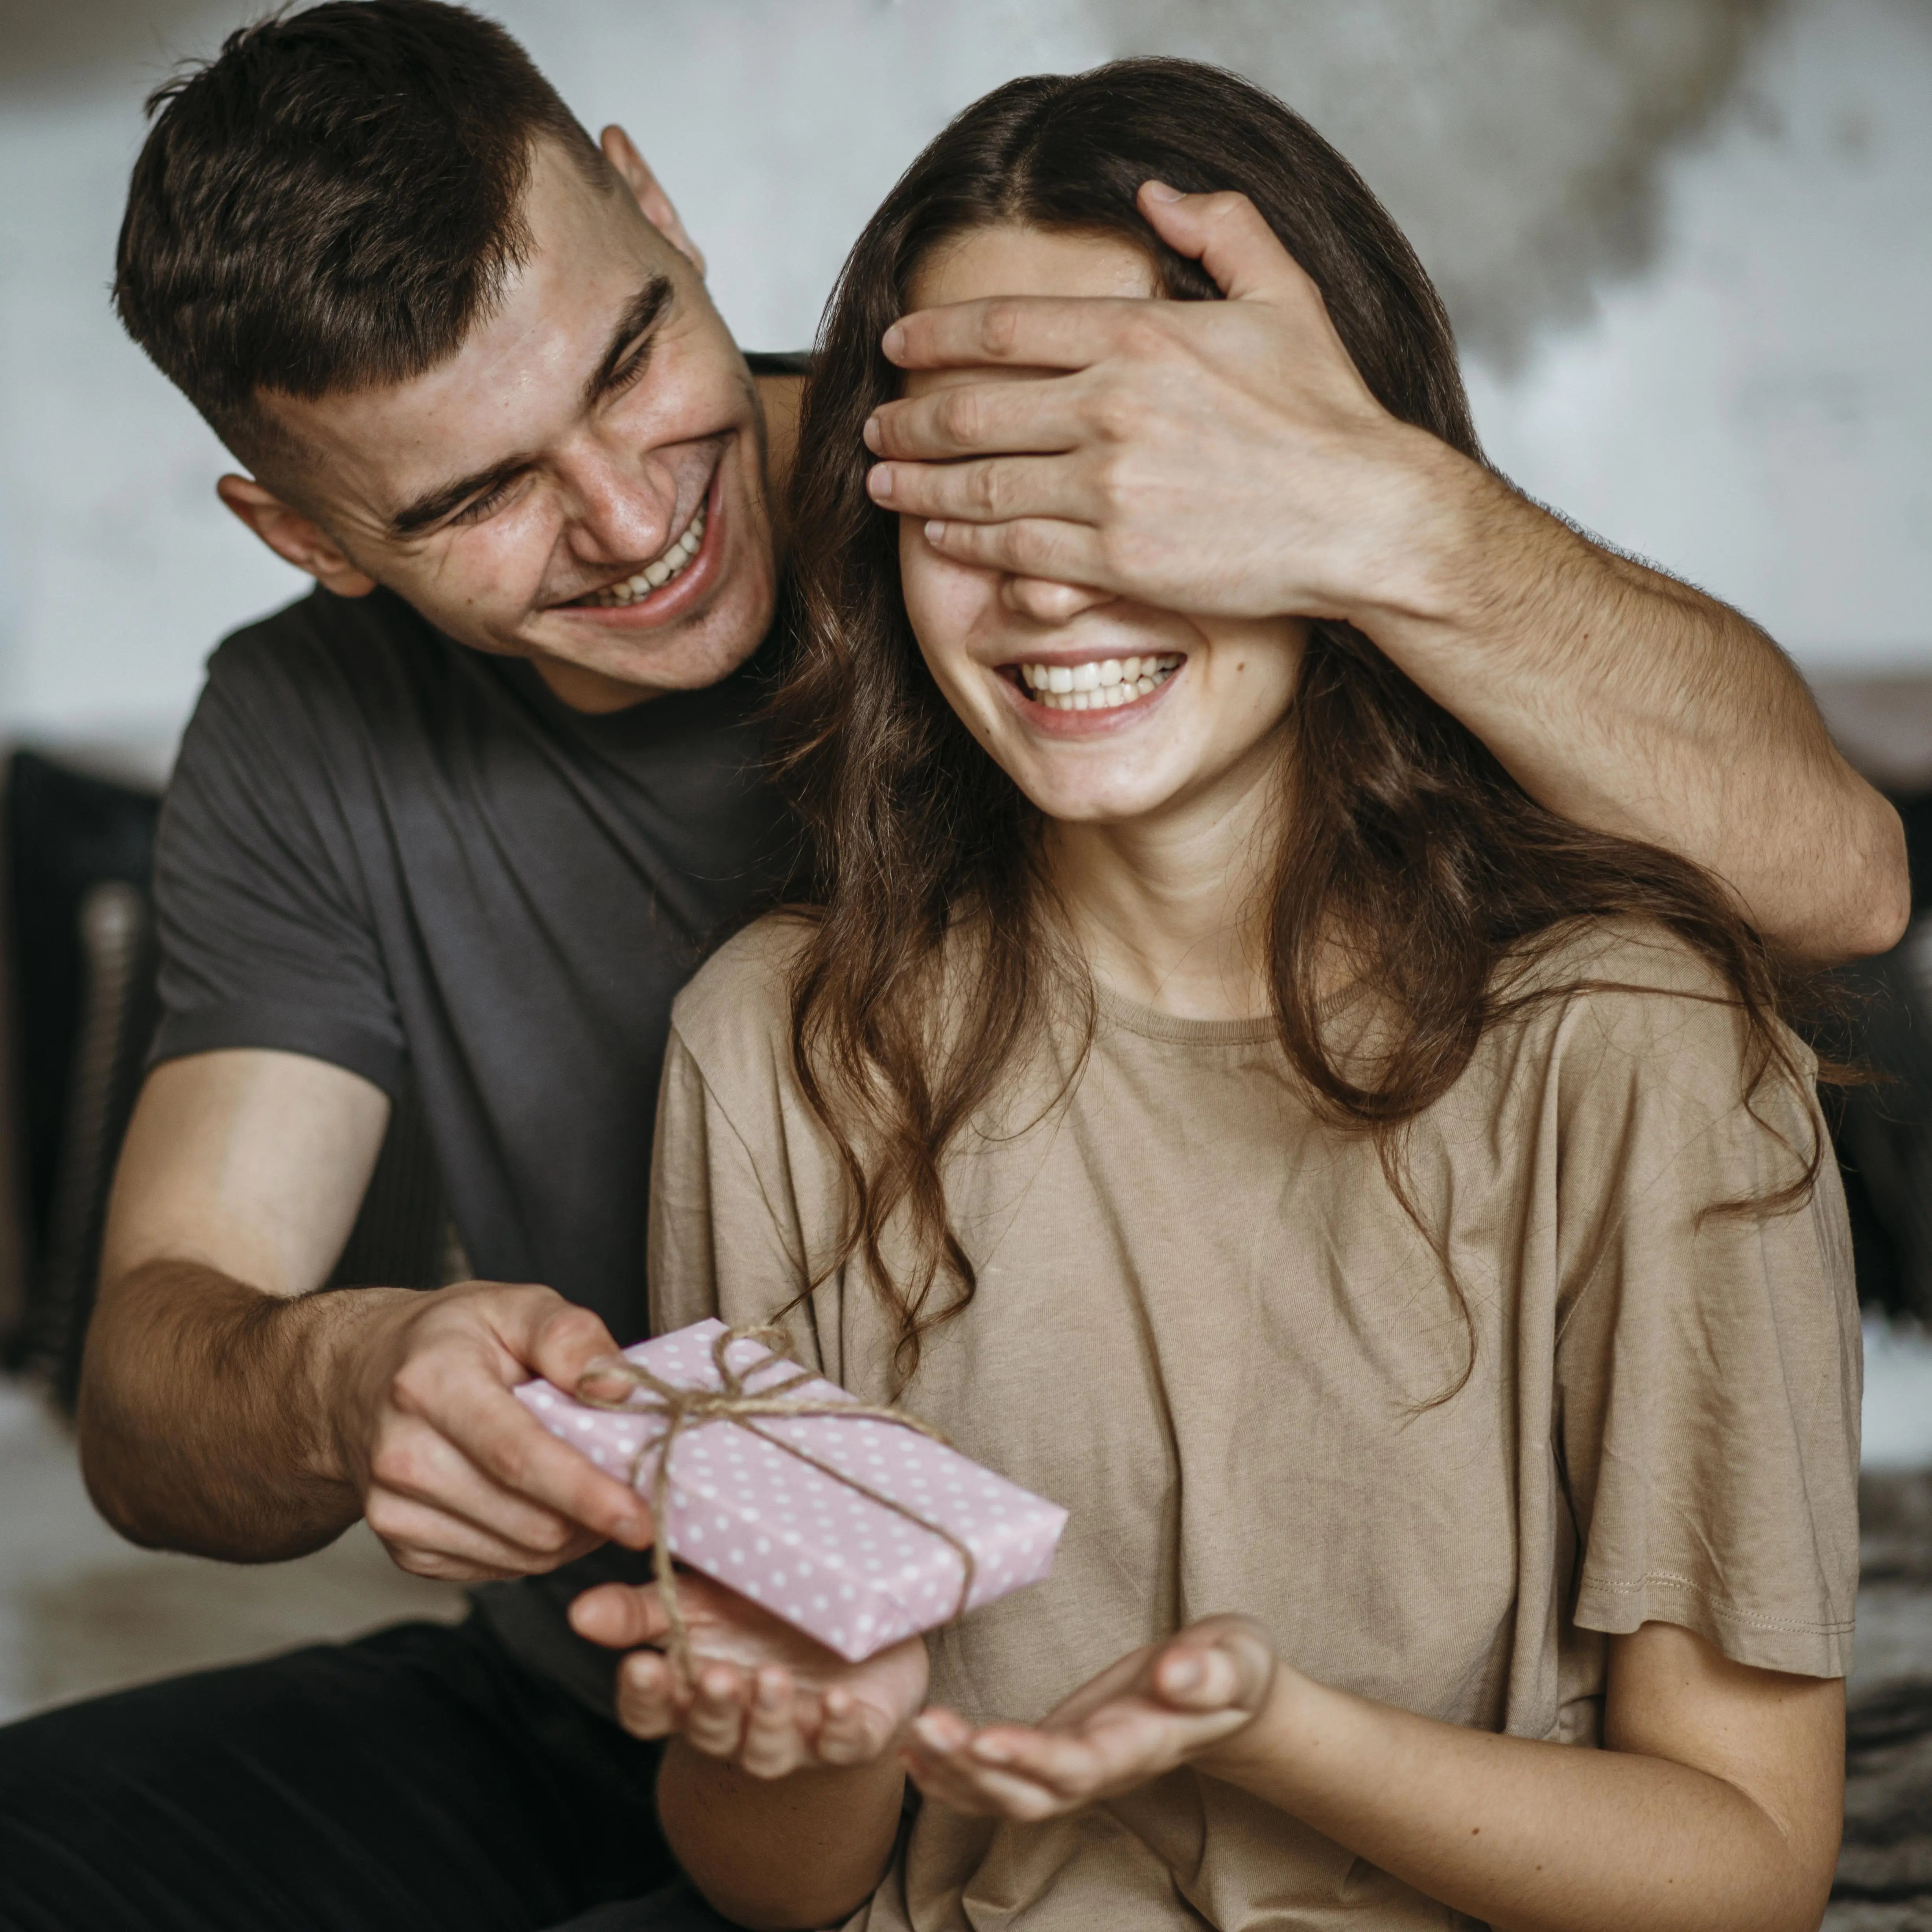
[153,561,793,1707]
[155,584,790,1335]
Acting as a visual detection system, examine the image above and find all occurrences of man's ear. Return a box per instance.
[599,125,707,277]
[215,475,377,597]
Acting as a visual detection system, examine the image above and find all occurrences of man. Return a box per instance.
[0,4,1904,1931]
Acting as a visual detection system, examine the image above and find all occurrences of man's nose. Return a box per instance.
[999,576,1116,624]
[564,450,673,562]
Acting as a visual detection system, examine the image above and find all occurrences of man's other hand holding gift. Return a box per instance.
[83,1056,655,1580]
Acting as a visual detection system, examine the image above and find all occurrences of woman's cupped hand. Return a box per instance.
[571,1570,931,1779]
[902,1614,1279,1821]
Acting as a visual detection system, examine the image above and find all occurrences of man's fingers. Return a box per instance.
[865,378,1086,463]
[362,1491,556,1580]
[369,1416,603,1560]
[521,1299,624,1395]
[1137,182,1313,307]
[868,448,1094,528]
[883,295,1144,374]
[439,1380,653,1548]
[914,515,1102,590]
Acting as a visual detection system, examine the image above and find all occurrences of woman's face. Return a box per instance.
[897,224,1307,828]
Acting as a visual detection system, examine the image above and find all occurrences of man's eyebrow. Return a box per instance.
[384,274,675,539]
[387,454,533,539]
[583,272,675,407]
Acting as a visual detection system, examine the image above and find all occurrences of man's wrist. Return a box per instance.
[298,1283,417,1490]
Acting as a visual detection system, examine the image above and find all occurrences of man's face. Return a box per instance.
[250,138,777,710]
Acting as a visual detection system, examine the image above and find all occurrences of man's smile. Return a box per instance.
[545,455,735,636]
[571,489,710,608]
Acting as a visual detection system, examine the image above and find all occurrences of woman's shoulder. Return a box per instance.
[1492,914,1814,1104]
[670,910,817,1062]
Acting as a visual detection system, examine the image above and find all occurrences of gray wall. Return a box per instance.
[1,0,1926,765]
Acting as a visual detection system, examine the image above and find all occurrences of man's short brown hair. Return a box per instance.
[113,0,607,465]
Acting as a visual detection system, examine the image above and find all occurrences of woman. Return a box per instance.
[572,59,1857,1932]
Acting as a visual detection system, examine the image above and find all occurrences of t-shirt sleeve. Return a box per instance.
[148,629,407,1097]
[1551,980,1861,1678]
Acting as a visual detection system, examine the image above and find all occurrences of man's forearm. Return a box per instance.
[657,1739,904,1932]
[1360,439,1909,962]
[78,1260,389,1561]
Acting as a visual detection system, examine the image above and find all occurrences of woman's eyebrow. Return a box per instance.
[583,272,674,406]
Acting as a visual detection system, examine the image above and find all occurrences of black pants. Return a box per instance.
[0,1615,730,1932]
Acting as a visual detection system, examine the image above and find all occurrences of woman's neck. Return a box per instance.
[1044,753,1283,1023]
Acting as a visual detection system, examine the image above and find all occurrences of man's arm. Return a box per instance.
[80,1048,654,1575]
[862,186,1909,965]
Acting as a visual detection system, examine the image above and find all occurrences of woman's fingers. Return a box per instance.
[1153,1619,1277,1715]
[614,1647,686,1739]
[904,1713,1073,1820]
[737,1667,808,1780]
[570,1579,671,1649]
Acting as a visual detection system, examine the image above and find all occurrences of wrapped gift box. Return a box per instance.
[514,1318,1068,1661]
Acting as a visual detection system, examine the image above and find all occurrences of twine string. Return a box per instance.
[575,1325,977,1684]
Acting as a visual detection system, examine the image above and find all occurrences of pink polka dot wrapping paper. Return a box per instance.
[513,1318,1069,1661]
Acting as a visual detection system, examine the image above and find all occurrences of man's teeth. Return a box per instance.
[1018,653,1182,711]
[582,504,708,607]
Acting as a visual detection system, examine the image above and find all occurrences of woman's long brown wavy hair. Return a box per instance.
[774,57,1827,1388]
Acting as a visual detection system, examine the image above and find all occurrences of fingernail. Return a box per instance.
[868,464,894,503]
[913,1713,951,1750]
[1143,179,1185,203]
[862,415,882,454]
[882,323,906,360]
[1166,1655,1203,1692]
[924,519,947,545]
[970,1737,1011,1764]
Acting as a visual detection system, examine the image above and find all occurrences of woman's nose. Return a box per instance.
[999,575,1116,625]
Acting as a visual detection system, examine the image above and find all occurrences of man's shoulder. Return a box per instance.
[203,584,430,702]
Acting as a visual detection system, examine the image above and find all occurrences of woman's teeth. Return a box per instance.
[581,503,708,607]
[1018,653,1182,711]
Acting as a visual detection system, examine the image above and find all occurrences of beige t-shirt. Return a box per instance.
[649,914,1860,1932]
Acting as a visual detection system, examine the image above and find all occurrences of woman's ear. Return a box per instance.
[599,125,707,278]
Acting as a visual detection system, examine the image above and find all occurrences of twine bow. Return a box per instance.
[575,1324,977,1684]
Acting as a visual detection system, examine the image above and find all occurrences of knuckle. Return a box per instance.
[938,389,979,446]
[386,1359,438,1416]
[363,1493,409,1540]
[367,1437,424,1494]
[970,465,1005,517]
[979,299,1021,358]
[1088,390,1137,444]
[527,1513,574,1556]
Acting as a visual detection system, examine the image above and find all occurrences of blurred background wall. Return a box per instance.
[1,0,1929,772]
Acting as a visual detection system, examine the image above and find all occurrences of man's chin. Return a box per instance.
[520,581,774,708]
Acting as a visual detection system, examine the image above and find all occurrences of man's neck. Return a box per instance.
[529,653,660,713]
